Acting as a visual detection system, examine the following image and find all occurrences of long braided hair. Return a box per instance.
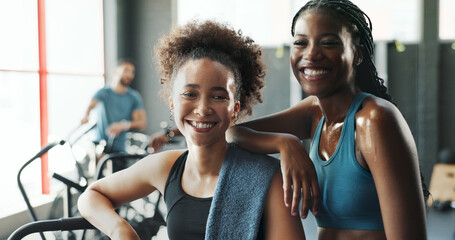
[291,0,392,102]
[291,0,430,200]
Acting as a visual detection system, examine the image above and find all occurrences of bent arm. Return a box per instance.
[130,109,147,130]
[227,97,320,218]
[107,109,147,137]
[265,171,306,240]
[77,184,141,239]
[148,127,182,152]
[81,99,99,124]
[226,96,316,146]
[78,151,180,239]
[358,100,427,239]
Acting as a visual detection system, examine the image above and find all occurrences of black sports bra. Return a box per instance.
[164,151,212,240]
[163,151,265,240]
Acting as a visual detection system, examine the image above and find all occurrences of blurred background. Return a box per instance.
[1,0,454,239]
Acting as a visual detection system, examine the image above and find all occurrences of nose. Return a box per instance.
[194,98,213,116]
[304,43,323,61]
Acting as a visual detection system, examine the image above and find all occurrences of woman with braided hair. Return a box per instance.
[227,0,428,239]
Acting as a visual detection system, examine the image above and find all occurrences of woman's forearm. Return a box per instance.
[77,189,139,239]
[227,125,319,218]
[227,125,301,154]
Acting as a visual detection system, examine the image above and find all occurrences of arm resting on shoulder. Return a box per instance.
[226,98,320,218]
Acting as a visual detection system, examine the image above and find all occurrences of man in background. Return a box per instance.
[81,61,147,155]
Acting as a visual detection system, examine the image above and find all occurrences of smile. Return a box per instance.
[187,120,216,129]
[303,68,330,76]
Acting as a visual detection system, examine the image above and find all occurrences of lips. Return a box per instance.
[187,120,217,132]
[298,67,330,81]
[303,68,329,76]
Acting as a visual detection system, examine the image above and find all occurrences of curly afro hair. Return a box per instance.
[154,19,266,119]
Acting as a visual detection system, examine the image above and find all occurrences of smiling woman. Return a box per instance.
[78,20,306,240]
[227,0,429,239]
[170,59,239,148]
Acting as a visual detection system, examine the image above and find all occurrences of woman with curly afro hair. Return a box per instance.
[78,20,306,240]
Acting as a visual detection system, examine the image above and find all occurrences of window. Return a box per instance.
[0,0,104,217]
[440,0,455,40]
[177,0,292,47]
[177,0,421,47]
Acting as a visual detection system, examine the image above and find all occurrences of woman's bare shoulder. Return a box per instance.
[356,95,402,129]
[140,149,187,171]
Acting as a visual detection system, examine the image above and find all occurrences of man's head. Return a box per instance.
[115,61,136,86]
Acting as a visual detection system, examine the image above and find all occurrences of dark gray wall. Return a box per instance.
[387,42,455,184]
[249,46,291,120]
[387,43,419,136]
[112,0,174,135]
[439,43,455,151]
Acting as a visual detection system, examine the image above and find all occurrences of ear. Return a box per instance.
[232,101,240,119]
[354,45,364,66]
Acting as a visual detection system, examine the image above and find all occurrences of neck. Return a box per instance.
[113,81,127,94]
[186,141,229,177]
[317,88,357,124]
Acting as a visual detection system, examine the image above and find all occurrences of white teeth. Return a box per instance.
[190,121,214,129]
[304,68,329,76]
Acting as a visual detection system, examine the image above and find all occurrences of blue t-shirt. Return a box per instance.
[92,86,144,152]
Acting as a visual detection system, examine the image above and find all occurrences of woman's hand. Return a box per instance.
[278,135,319,219]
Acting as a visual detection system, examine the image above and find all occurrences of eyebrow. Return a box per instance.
[184,84,229,93]
[294,33,340,38]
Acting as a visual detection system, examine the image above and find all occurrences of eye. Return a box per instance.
[213,94,228,101]
[181,92,197,98]
[293,39,308,47]
[321,40,341,47]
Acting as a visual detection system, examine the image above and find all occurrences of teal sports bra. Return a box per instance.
[309,92,384,230]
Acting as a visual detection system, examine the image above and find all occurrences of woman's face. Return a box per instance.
[170,58,240,148]
[290,11,358,98]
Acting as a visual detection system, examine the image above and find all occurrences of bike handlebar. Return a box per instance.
[51,172,87,193]
[7,217,95,240]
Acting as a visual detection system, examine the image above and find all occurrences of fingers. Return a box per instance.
[282,170,292,208]
[300,180,310,219]
[311,176,320,216]
[291,178,302,217]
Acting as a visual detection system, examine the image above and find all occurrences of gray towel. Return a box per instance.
[205,145,280,239]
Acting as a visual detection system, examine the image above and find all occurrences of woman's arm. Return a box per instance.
[77,150,183,239]
[264,171,306,240]
[357,98,427,239]
[226,97,320,218]
[148,127,182,152]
